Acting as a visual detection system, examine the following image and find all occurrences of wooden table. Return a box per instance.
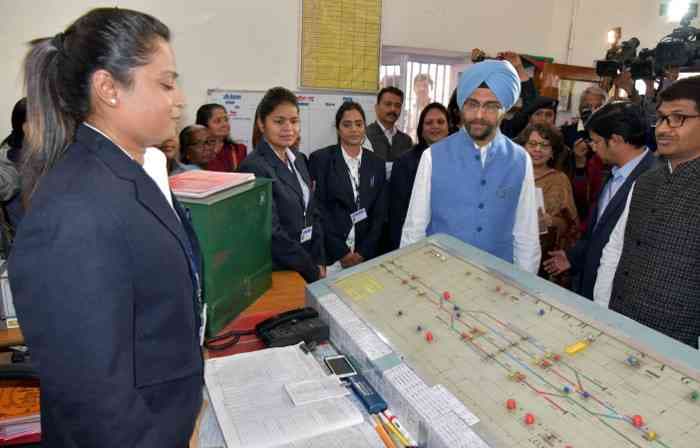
[242,271,306,314]
[0,271,306,352]
[205,271,307,358]
[0,327,22,349]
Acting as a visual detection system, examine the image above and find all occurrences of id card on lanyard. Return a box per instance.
[347,163,367,224]
[183,208,206,345]
[301,225,313,243]
[351,208,367,224]
[289,159,313,244]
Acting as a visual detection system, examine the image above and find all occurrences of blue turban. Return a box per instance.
[457,60,521,111]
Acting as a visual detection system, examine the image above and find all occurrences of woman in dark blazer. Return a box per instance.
[239,87,325,282]
[309,102,388,271]
[388,103,450,250]
[9,9,203,447]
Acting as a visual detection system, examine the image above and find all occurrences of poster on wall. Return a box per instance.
[207,89,377,156]
[300,0,381,92]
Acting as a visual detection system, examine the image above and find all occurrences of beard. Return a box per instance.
[465,119,495,141]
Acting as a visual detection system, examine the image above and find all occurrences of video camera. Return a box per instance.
[596,37,640,78]
[596,12,700,80]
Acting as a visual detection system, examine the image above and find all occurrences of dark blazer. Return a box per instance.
[366,121,413,162]
[8,124,203,447]
[309,145,388,265]
[239,140,324,282]
[388,144,428,250]
[566,149,656,299]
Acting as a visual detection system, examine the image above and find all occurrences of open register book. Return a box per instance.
[204,343,381,448]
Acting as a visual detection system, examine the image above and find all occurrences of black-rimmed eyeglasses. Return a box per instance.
[655,113,700,128]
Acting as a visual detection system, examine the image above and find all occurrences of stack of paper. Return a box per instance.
[276,424,384,448]
[205,344,372,448]
[0,385,41,444]
[170,170,255,199]
[379,363,489,448]
[313,293,394,364]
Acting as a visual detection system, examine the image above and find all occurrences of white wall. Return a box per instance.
[0,0,692,132]
[563,0,681,67]
[381,0,561,57]
[0,0,300,133]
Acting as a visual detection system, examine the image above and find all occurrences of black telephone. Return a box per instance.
[255,307,329,347]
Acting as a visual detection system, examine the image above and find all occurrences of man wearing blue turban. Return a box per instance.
[401,60,541,273]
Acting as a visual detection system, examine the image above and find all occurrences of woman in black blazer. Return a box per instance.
[309,102,388,271]
[239,87,325,282]
[9,9,203,447]
[388,103,450,250]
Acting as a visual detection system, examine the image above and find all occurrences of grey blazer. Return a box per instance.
[366,122,413,162]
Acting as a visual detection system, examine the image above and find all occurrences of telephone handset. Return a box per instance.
[255,307,329,347]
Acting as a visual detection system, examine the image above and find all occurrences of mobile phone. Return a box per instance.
[324,355,358,379]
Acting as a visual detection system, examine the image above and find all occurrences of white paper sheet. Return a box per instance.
[276,422,385,448]
[284,377,349,406]
[205,344,364,448]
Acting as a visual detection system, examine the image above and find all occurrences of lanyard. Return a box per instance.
[179,207,205,345]
[181,209,202,308]
[287,159,311,225]
[346,159,361,211]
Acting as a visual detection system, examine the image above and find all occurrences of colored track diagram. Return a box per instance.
[332,243,700,447]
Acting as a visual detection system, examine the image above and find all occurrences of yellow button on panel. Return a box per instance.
[565,340,589,355]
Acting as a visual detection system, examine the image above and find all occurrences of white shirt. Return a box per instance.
[285,147,310,210]
[595,160,682,307]
[400,141,541,274]
[592,183,633,308]
[594,156,675,307]
[143,149,175,210]
[364,121,398,151]
[341,146,363,250]
[84,122,174,211]
[595,159,678,306]
[376,120,398,143]
[364,121,398,180]
[597,149,648,221]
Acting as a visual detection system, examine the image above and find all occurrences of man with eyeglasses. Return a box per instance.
[543,102,656,302]
[561,86,608,149]
[401,60,540,273]
[595,76,700,349]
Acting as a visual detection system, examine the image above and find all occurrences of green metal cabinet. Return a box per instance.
[177,179,273,337]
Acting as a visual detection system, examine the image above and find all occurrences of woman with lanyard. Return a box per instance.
[9,8,204,446]
[239,87,325,282]
[309,102,388,273]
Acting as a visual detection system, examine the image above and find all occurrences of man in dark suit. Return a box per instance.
[365,87,412,255]
[365,87,413,168]
[544,102,656,301]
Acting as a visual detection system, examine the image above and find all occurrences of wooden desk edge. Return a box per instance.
[0,271,306,350]
[0,327,23,349]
